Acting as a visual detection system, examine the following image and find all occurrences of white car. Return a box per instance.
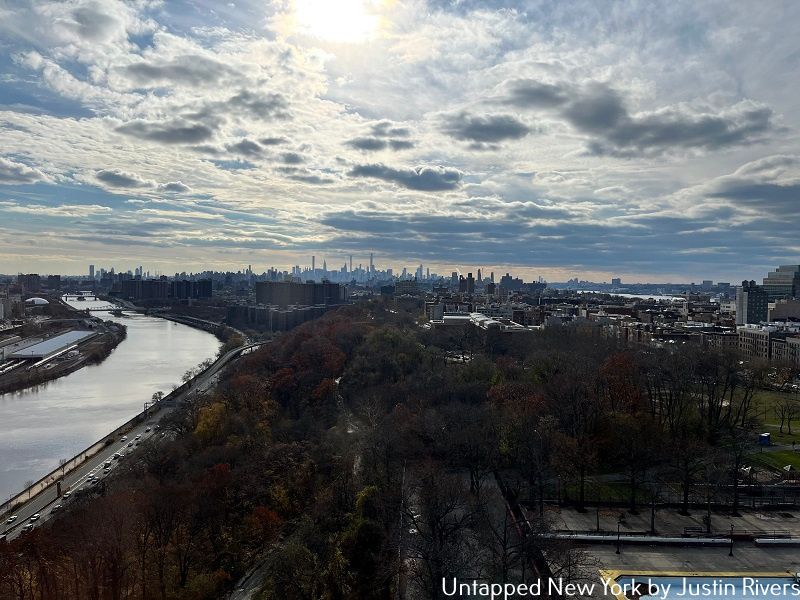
[5,516,17,524]
[144,427,151,433]
[135,434,141,440]
[29,513,40,522]
[21,524,34,533]
[62,491,71,500]
[120,436,127,442]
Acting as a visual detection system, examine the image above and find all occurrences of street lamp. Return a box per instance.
[729,524,734,557]
[616,515,623,554]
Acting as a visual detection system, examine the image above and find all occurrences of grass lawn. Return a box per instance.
[753,389,800,427]
[759,423,800,446]
[751,449,800,471]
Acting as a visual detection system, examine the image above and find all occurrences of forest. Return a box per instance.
[1,298,796,599]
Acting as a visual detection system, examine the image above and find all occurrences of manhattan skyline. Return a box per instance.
[1,1,799,282]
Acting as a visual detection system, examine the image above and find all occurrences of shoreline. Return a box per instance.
[0,322,127,395]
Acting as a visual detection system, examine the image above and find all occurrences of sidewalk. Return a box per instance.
[546,504,800,537]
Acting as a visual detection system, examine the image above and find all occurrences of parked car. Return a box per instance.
[29,514,40,522]
[5,516,17,524]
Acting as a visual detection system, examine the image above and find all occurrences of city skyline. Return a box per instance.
[0,256,774,287]
[1,1,800,281]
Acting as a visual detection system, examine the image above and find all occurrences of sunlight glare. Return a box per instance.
[293,0,380,43]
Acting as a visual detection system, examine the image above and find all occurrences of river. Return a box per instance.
[0,297,221,502]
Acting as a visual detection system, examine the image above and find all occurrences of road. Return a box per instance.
[1,342,264,542]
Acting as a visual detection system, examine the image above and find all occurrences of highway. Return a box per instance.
[1,342,263,542]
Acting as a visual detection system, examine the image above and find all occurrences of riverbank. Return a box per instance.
[0,299,222,503]
[0,322,127,395]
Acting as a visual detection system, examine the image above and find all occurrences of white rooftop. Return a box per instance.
[10,330,95,359]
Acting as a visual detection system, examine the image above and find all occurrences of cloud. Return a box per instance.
[370,120,411,138]
[0,157,47,184]
[226,139,263,157]
[119,56,235,87]
[0,200,111,218]
[349,163,462,191]
[116,119,215,144]
[346,136,415,151]
[159,181,192,193]
[259,136,288,146]
[440,112,530,145]
[223,90,291,121]
[501,79,775,156]
[703,155,800,215]
[280,152,304,164]
[96,168,153,188]
[347,137,389,151]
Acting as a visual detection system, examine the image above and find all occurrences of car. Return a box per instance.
[135,434,142,440]
[51,504,63,512]
[120,436,127,442]
[104,460,112,467]
[29,514,40,522]
[127,442,133,447]
[154,424,160,430]
[5,516,17,524]
[0,533,7,543]
[21,524,34,533]
[113,452,120,459]
[103,467,111,473]
[144,427,151,433]
[62,491,71,499]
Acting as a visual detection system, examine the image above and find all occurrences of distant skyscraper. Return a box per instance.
[89,265,95,279]
[312,256,315,272]
[477,268,482,282]
[349,255,353,273]
[466,272,475,294]
[611,277,621,286]
[369,252,374,273]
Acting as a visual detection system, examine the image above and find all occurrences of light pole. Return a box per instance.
[616,515,622,554]
[729,524,734,557]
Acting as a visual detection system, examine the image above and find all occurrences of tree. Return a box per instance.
[775,396,799,434]
[405,463,479,600]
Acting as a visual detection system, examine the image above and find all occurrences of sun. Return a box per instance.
[293,0,381,43]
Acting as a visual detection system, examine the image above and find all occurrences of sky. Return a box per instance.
[0,0,799,282]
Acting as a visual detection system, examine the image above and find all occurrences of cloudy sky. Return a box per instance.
[1,0,799,282]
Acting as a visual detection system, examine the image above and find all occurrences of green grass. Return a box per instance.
[753,389,800,427]
[758,423,800,446]
[751,449,800,472]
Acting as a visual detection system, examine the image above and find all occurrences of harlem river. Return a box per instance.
[0,297,221,502]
